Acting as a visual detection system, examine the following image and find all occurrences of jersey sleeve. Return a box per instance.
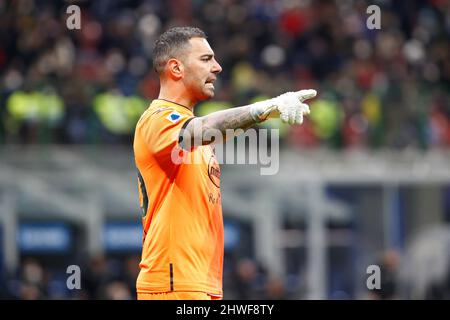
[138,108,195,166]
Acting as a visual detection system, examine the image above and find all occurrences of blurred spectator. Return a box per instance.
[261,275,289,300]
[425,263,450,299]
[122,255,140,300]
[100,281,132,300]
[8,258,49,300]
[367,249,400,300]
[398,225,450,299]
[229,257,265,299]
[81,255,113,299]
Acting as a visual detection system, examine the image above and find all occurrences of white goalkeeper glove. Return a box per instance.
[250,89,317,125]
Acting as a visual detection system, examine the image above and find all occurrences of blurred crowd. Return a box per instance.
[0,254,294,300]
[3,248,450,300]
[0,255,140,300]
[0,0,449,149]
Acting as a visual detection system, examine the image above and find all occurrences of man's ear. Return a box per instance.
[167,58,183,80]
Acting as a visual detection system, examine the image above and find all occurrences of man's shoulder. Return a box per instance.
[139,107,189,129]
[144,100,176,118]
[137,103,175,126]
[151,106,175,116]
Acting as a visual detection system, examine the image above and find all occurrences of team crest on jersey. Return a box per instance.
[207,155,221,188]
[166,111,184,123]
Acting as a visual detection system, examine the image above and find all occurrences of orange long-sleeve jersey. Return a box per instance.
[133,99,223,297]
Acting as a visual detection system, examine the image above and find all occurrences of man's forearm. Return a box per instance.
[180,89,317,147]
[182,105,257,146]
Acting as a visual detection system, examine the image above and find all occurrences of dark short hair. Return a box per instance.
[152,27,206,74]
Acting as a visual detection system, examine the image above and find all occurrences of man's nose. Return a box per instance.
[212,59,222,74]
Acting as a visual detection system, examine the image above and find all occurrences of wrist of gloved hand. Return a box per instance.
[249,98,278,123]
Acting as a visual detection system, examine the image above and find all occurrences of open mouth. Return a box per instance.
[205,78,216,89]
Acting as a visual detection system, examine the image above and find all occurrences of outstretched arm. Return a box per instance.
[180,89,317,147]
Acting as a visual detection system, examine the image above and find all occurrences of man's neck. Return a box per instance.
[158,86,195,111]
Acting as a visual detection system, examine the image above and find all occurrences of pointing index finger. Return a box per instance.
[296,89,317,101]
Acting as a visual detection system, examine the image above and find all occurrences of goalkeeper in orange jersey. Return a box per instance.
[133,26,316,300]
